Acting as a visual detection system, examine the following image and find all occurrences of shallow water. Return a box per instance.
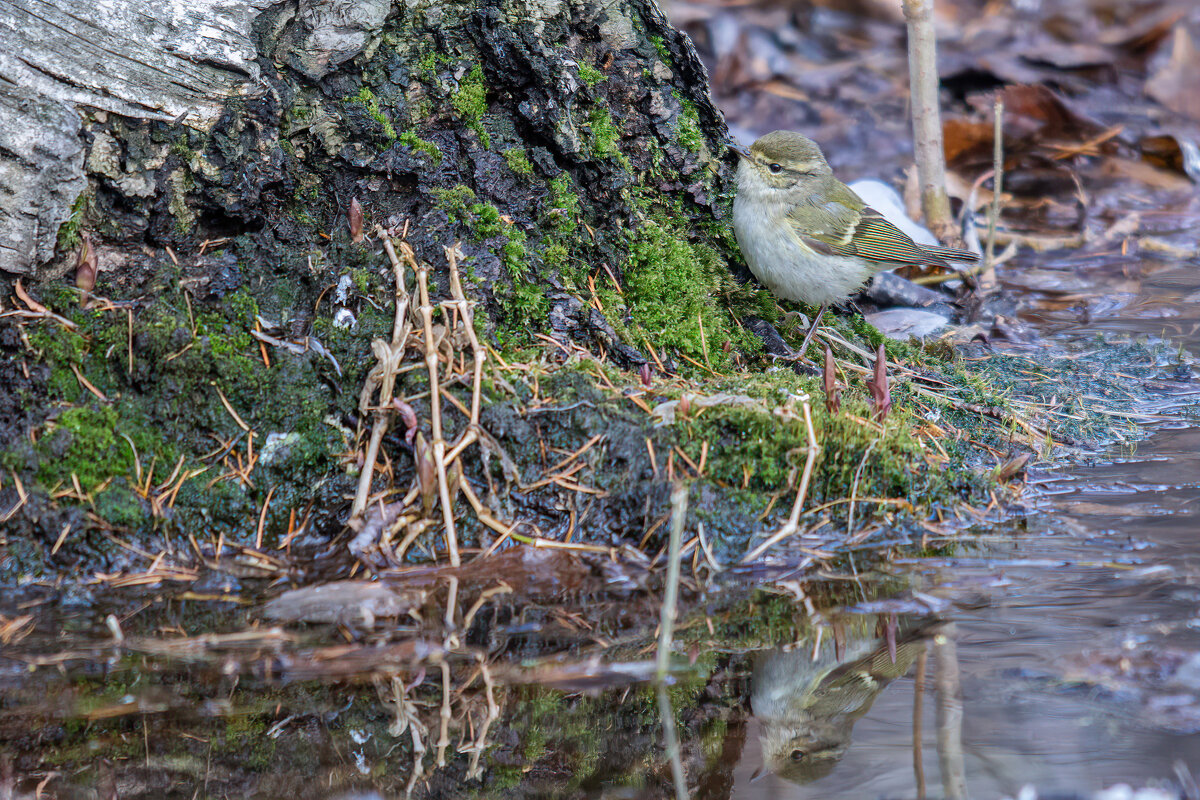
[725,262,1200,798]
[4,261,1199,800]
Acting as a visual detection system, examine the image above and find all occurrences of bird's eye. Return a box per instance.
[768,163,783,174]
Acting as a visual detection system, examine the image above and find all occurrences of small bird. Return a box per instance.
[731,130,978,354]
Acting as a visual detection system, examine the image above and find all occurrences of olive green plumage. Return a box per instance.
[732,130,977,310]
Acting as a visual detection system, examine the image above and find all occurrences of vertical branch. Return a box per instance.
[903,0,957,245]
[656,482,689,800]
[416,258,461,567]
[656,482,688,682]
[913,646,928,800]
[979,98,1005,294]
[934,624,967,800]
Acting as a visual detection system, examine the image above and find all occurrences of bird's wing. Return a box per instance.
[787,180,976,267]
[791,211,948,268]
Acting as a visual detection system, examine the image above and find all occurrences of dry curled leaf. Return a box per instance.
[75,233,97,297]
[866,343,892,422]
[349,197,365,243]
[993,452,1032,482]
[822,344,841,414]
[391,399,419,445]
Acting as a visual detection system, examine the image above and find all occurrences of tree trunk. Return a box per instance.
[0,0,978,582]
[0,0,775,574]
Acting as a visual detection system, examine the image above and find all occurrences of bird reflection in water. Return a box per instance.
[750,614,939,784]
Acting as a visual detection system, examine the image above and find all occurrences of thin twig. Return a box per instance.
[979,98,1004,293]
[846,439,879,536]
[913,646,928,800]
[657,482,689,800]
[742,399,821,562]
[465,660,499,779]
[416,257,461,567]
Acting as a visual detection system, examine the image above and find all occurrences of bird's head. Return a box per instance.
[731,131,833,192]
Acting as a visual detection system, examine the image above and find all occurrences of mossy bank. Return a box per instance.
[0,0,1178,583]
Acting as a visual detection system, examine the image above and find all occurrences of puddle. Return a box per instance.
[721,269,1200,796]
[743,422,1200,799]
[3,291,1199,797]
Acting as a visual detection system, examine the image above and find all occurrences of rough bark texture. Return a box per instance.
[0,0,275,275]
[0,0,986,584]
[0,0,786,577]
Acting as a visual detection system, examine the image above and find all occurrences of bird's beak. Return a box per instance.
[728,142,751,160]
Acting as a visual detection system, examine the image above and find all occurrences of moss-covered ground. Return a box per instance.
[0,0,1183,580]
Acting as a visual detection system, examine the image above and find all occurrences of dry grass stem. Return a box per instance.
[980,97,1005,293]
[656,481,690,800]
[416,253,460,567]
[741,399,821,563]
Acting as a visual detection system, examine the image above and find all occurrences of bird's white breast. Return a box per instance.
[733,163,875,307]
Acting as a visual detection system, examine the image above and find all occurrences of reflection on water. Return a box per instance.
[731,407,1200,800]
[728,254,1200,798]
[750,616,936,785]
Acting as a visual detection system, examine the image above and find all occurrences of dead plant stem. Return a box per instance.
[741,399,820,562]
[657,482,689,800]
[416,257,461,567]
[980,98,1004,292]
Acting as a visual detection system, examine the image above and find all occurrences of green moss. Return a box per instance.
[56,194,88,253]
[26,325,88,399]
[503,147,534,177]
[650,34,671,62]
[416,51,453,79]
[675,93,704,153]
[588,106,620,159]
[93,484,145,528]
[452,65,490,148]
[224,289,259,327]
[577,60,605,88]
[587,106,631,170]
[471,202,504,238]
[428,187,543,332]
[546,174,579,234]
[619,218,756,370]
[541,242,569,271]
[170,133,194,158]
[349,86,396,142]
[37,406,133,491]
[398,130,442,163]
[431,185,478,224]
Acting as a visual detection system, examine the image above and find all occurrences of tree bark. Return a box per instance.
[0,0,753,572]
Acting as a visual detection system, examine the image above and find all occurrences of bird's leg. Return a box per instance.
[797,303,828,358]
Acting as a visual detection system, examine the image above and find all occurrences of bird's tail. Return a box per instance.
[918,242,979,262]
